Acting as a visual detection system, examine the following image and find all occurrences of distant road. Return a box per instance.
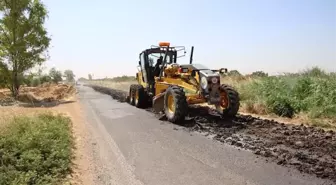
[76,85,333,185]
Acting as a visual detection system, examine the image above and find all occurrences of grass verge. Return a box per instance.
[87,80,135,92]
[0,113,74,185]
[222,67,336,128]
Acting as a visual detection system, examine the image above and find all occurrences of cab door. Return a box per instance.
[139,52,149,86]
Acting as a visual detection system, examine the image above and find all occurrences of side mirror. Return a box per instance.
[219,68,228,74]
[138,61,141,65]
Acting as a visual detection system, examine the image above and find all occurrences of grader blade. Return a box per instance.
[153,92,165,113]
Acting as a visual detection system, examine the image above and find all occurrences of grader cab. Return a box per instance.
[128,42,240,123]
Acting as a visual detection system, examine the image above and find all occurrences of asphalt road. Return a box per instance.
[77,85,333,185]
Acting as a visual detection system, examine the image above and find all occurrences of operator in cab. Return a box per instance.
[154,56,163,76]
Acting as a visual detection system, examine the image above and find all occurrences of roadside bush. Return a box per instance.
[49,68,63,83]
[268,97,295,118]
[0,69,10,88]
[22,74,35,86]
[251,71,268,77]
[229,67,336,120]
[0,113,73,185]
[29,77,41,87]
[40,75,52,84]
[0,76,8,88]
[111,75,136,82]
[25,75,53,87]
[90,75,136,83]
[227,70,242,77]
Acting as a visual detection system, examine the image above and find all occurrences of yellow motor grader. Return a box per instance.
[128,42,240,123]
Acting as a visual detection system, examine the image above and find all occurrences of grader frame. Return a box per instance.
[128,42,240,123]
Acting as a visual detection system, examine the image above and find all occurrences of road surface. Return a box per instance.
[76,85,333,185]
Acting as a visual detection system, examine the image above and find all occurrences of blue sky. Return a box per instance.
[43,0,336,79]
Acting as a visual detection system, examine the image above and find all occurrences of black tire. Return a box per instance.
[134,84,148,108]
[217,84,240,117]
[163,86,188,123]
[128,84,136,106]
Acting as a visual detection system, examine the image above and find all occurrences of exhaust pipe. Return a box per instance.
[189,46,194,64]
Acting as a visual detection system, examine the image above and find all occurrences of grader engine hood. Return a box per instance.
[179,64,221,84]
[179,63,222,104]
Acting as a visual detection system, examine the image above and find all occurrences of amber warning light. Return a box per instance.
[159,42,170,47]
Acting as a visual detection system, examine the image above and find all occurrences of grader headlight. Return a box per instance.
[201,77,208,89]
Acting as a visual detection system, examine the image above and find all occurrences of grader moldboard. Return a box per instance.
[128,42,240,123]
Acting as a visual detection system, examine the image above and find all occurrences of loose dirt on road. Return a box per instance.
[87,84,336,183]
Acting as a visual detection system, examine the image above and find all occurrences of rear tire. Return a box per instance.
[216,84,240,117]
[134,84,148,108]
[129,84,136,106]
[164,86,188,123]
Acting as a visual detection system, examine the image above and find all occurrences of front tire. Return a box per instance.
[216,84,240,117]
[164,86,188,123]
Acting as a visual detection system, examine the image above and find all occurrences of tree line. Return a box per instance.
[23,67,75,87]
[78,74,136,82]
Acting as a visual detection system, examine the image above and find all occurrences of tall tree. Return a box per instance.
[49,67,62,83]
[0,0,51,97]
[88,73,92,80]
[63,69,75,82]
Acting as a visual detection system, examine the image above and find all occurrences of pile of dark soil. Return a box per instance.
[186,106,336,182]
[88,85,336,183]
[86,85,128,102]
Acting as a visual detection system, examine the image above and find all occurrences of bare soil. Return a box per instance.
[87,84,336,183]
[0,83,77,106]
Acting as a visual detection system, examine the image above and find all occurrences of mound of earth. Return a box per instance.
[0,90,16,106]
[186,106,336,182]
[17,83,77,103]
[85,84,128,102]
[0,83,77,106]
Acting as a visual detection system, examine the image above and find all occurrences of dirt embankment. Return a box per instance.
[0,83,77,106]
[87,84,336,183]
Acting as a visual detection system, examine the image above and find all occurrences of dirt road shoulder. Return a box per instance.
[51,98,95,185]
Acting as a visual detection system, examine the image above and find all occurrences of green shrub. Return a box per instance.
[227,70,242,77]
[251,71,268,77]
[31,77,41,87]
[235,68,336,119]
[0,69,10,88]
[0,113,73,185]
[111,75,136,82]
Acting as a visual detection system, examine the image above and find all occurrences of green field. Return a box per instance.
[222,67,336,128]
